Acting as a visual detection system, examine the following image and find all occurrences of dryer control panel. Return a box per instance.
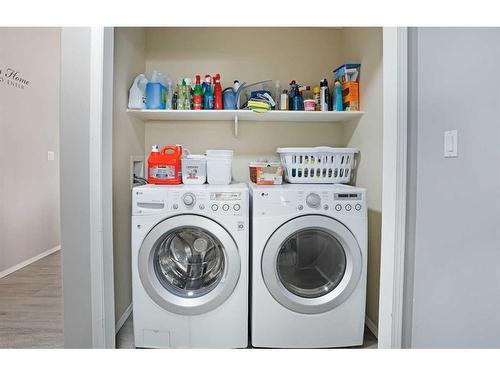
[251,185,366,217]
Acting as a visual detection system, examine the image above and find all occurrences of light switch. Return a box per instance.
[444,130,458,158]
[47,151,55,161]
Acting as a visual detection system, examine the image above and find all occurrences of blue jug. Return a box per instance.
[146,82,166,109]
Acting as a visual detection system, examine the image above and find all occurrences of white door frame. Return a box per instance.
[89,26,116,348]
[378,27,408,349]
[87,26,409,349]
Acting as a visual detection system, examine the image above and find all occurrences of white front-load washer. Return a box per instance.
[250,183,367,348]
[131,183,248,348]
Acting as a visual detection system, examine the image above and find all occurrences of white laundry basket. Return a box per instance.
[277,147,358,184]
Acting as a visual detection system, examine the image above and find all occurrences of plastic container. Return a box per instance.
[206,150,233,185]
[249,161,283,185]
[182,154,207,184]
[146,82,166,109]
[277,146,358,184]
[148,145,183,185]
[304,99,316,111]
[128,74,148,109]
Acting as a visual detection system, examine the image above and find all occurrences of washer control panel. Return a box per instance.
[132,186,248,216]
[171,190,244,216]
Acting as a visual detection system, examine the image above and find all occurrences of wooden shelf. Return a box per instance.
[126,109,364,137]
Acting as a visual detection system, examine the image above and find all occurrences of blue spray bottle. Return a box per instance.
[334,80,343,111]
[203,74,214,110]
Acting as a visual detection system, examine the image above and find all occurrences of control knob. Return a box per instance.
[305,193,321,209]
[182,193,196,207]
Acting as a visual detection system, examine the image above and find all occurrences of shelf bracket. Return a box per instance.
[234,114,239,138]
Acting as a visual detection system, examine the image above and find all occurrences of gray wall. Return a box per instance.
[406,28,500,348]
[0,28,60,274]
[60,28,93,347]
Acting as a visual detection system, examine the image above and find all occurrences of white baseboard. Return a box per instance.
[0,245,61,279]
[365,315,379,338]
[115,303,133,334]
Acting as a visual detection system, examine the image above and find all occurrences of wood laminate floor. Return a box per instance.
[0,251,63,348]
[1,251,377,349]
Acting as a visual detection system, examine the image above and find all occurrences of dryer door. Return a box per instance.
[138,214,240,315]
[262,215,362,314]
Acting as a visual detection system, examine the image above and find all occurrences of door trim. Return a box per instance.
[89,26,116,348]
[262,215,363,315]
[378,27,408,349]
[138,215,241,315]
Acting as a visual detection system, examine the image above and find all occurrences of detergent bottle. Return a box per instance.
[203,75,214,109]
[128,74,148,109]
[146,70,166,109]
[213,74,223,110]
[148,145,183,185]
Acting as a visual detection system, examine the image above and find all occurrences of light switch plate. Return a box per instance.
[444,130,458,158]
[47,151,55,161]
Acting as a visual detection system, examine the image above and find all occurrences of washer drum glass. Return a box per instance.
[153,227,225,298]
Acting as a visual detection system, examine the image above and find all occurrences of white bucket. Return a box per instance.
[206,150,233,185]
[182,154,207,184]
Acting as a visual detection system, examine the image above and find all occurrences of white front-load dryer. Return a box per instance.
[131,183,248,348]
[250,183,367,348]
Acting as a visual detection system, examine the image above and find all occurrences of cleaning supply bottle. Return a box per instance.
[320,78,330,111]
[176,80,185,110]
[313,86,320,111]
[274,80,281,110]
[147,144,183,185]
[165,79,173,110]
[233,80,241,109]
[193,75,203,110]
[203,74,213,109]
[172,90,178,110]
[128,74,148,109]
[203,75,214,110]
[280,89,289,110]
[213,74,223,110]
[202,74,211,94]
[180,79,191,110]
[334,80,343,111]
[288,80,298,110]
[145,70,166,109]
[293,89,304,111]
[184,78,193,109]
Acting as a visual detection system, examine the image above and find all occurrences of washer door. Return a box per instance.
[138,215,240,315]
[262,215,362,314]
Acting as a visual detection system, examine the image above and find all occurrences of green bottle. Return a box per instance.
[193,75,203,110]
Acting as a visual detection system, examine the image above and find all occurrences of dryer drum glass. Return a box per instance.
[277,229,346,298]
[153,227,225,298]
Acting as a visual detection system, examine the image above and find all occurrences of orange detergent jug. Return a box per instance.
[148,145,183,185]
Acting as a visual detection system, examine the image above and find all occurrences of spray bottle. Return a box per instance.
[334,80,343,111]
[193,75,203,110]
[213,74,223,110]
[203,75,214,109]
